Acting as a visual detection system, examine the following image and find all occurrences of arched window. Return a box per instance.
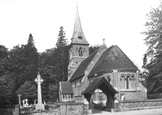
[120,75,126,89]
[126,75,131,89]
[78,47,83,57]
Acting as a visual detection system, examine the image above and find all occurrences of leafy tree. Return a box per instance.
[0,80,13,108]
[38,26,69,102]
[47,84,59,102]
[16,81,37,101]
[0,45,8,77]
[139,71,149,88]
[143,3,162,94]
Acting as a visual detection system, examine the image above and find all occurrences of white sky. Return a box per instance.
[0,0,160,69]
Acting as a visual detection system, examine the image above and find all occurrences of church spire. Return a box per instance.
[71,8,89,45]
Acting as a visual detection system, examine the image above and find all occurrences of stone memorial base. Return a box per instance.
[35,103,45,110]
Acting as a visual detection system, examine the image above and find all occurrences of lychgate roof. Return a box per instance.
[82,77,118,95]
[60,82,73,94]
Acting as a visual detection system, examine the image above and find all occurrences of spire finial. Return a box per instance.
[102,38,105,44]
[76,0,78,9]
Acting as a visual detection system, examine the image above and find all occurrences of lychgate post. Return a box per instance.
[35,72,45,110]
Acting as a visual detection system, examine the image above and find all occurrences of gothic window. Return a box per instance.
[78,47,83,57]
[130,74,135,89]
[120,75,125,89]
[126,75,131,89]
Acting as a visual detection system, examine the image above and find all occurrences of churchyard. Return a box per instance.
[11,73,162,115]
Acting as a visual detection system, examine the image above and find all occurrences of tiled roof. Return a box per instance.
[82,77,118,94]
[69,48,99,82]
[60,82,73,94]
[88,45,138,78]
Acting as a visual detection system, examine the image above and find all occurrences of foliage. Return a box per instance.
[139,71,149,88]
[16,81,37,100]
[47,84,59,102]
[143,3,162,94]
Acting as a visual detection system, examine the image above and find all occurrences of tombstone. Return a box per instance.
[25,99,29,107]
[35,73,45,110]
[22,100,25,107]
[34,100,36,105]
[43,101,46,105]
[17,94,22,108]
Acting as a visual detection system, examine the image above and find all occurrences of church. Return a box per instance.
[59,8,147,108]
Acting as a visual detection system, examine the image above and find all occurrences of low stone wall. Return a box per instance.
[116,99,162,111]
[58,102,88,115]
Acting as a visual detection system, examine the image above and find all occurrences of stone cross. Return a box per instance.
[17,93,21,107]
[35,72,45,110]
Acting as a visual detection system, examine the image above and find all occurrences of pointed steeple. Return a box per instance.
[71,8,89,45]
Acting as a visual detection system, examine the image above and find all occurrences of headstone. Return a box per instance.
[25,99,29,107]
[22,100,25,107]
[17,93,22,108]
[34,100,36,105]
[35,73,45,110]
[43,101,46,105]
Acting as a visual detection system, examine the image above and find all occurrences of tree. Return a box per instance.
[47,84,59,102]
[55,26,69,81]
[56,26,67,48]
[143,3,162,94]
[16,81,37,101]
[38,26,69,102]
[0,45,8,77]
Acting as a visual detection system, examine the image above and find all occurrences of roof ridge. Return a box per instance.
[81,44,107,82]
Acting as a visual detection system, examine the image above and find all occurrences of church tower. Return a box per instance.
[68,8,89,80]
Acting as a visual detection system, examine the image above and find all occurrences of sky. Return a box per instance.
[0,0,161,70]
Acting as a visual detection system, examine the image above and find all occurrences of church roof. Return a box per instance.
[59,82,73,94]
[71,8,89,45]
[88,45,138,77]
[69,48,99,82]
[69,45,138,82]
[82,77,118,95]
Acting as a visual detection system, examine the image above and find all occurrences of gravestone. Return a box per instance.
[35,73,45,110]
[17,93,22,108]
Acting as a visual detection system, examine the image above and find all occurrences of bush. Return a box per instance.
[147,93,162,99]
[0,109,13,115]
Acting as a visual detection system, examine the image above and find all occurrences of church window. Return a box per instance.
[78,47,83,57]
[126,75,130,89]
[120,75,125,89]
[84,48,86,52]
